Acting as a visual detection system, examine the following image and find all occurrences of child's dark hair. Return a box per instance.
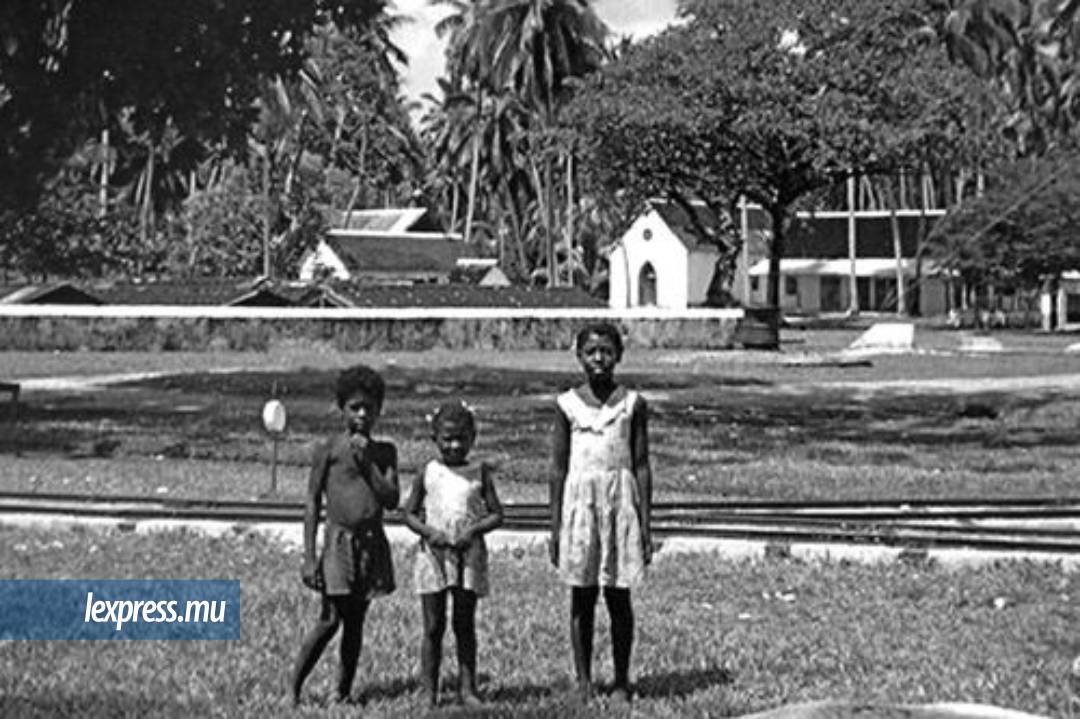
[429,400,476,435]
[335,364,386,409]
[574,322,624,358]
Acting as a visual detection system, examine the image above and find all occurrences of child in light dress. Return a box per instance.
[551,322,654,705]
[403,400,504,708]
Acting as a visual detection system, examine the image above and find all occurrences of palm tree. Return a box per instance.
[470,0,608,285]
[439,0,609,285]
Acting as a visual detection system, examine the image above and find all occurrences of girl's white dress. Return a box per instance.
[556,387,645,588]
[413,460,490,596]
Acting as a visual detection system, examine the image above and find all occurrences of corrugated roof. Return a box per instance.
[335,208,446,233]
[324,234,467,275]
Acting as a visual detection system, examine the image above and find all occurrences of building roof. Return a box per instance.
[334,207,447,234]
[781,213,947,259]
[90,280,275,305]
[649,199,730,251]
[323,234,468,276]
[312,283,604,308]
[449,260,509,286]
[0,282,104,305]
[0,276,603,309]
[748,258,946,277]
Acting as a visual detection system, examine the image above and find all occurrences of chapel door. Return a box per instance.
[638,263,657,306]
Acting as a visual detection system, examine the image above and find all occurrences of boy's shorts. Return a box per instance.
[321,520,395,600]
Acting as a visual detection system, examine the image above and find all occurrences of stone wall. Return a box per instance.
[0,307,744,352]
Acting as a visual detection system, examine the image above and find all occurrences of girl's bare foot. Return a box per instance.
[459,689,483,707]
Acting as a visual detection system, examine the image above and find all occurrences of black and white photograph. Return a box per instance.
[0,0,1077,716]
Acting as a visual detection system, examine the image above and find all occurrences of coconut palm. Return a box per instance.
[437,0,609,284]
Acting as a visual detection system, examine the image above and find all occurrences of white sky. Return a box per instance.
[390,0,680,104]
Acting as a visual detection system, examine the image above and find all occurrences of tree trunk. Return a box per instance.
[528,158,550,285]
[465,87,483,246]
[847,174,859,315]
[501,183,528,273]
[890,208,906,316]
[739,196,751,304]
[464,131,480,245]
[98,129,110,219]
[344,177,363,225]
[544,155,556,287]
[263,157,272,279]
[449,182,460,235]
[564,150,574,287]
[912,193,927,318]
[138,142,154,277]
[762,203,786,349]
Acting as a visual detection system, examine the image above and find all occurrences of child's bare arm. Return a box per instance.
[301,444,329,588]
[550,407,571,566]
[454,463,503,548]
[630,396,654,563]
[402,471,451,547]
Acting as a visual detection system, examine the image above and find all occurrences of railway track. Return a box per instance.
[2,490,1079,554]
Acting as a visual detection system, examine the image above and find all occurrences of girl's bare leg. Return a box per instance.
[604,587,634,702]
[451,589,480,704]
[570,586,599,699]
[420,592,448,706]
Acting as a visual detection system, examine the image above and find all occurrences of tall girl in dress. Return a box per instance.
[550,322,653,705]
[403,400,503,708]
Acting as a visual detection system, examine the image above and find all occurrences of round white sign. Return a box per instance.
[262,399,287,434]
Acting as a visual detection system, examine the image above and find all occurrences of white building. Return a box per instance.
[1041,271,1080,331]
[608,200,729,309]
[299,208,465,284]
[742,209,951,316]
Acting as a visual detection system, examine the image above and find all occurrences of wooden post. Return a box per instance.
[270,436,280,495]
[261,384,287,497]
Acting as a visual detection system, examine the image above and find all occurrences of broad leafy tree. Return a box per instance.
[0,0,419,280]
[928,152,1080,290]
[572,0,996,341]
[942,0,1080,154]
[0,0,389,211]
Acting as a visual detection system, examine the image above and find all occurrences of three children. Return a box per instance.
[293,321,653,707]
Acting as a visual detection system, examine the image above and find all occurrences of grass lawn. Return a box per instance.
[3,342,1080,503]
[0,526,1075,718]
